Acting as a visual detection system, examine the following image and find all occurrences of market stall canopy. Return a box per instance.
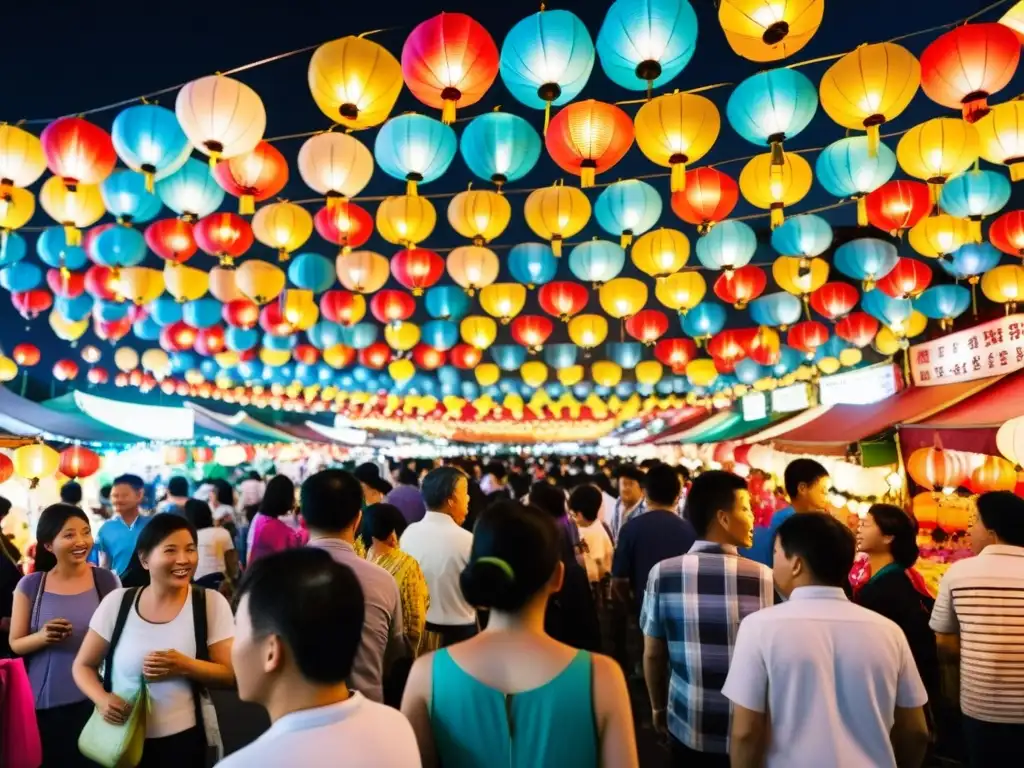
[0,385,146,444]
[634,405,710,444]
[185,402,298,443]
[738,405,833,444]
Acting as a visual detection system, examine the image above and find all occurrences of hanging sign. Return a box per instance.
[771,383,810,413]
[742,392,767,421]
[819,364,901,406]
[909,314,1024,387]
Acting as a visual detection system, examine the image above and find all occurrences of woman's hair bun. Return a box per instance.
[460,557,518,611]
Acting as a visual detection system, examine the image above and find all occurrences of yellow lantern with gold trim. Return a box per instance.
[475,363,500,387]
[686,358,718,388]
[0,186,35,234]
[376,194,436,246]
[568,314,609,351]
[39,177,104,246]
[592,361,623,387]
[235,259,284,304]
[308,36,403,131]
[260,348,292,367]
[119,267,165,305]
[636,360,664,386]
[524,183,591,256]
[656,271,706,313]
[252,201,314,262]
[14,443,60,488]
[558,365,585,387]
[388,359,415,383]
[772,256,829,300]
[631,228,690,278]
[384,321,420,351]
[975,100,1024,181]
[447,189,511,245]
[739,151,812,228]
[479,283,526,324]
[896,118,979,202]
[323,344,356,368]
[520,361,548,388]
[163,262,210,303]
[447,246,499,295]
[634,92,720,191]
[718,0,824,62]
[336,250,390,294]
[907,214,972,259]
[460,315,498,350]
[0,124,46,191]
[600,277,648,319]
[982,264,1024,312]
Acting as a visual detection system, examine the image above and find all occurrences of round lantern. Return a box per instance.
[599,277,648,319]
[252,202,313,262]
[205,266,242,304]
[981,264,1024,312]
[654,337,697,372]
[545,100,634,188]
[907,446,968,492]
[384,322,421,353]
[787,320,829,357]
[625,309,669,346]
[511,315,555,352]
[739,151,812,228]
[975,100,1024,181]
[0,355,16,383]
[596,0,698,92]
[376,194,436,247]
[155,158,226,220]
[480,283,527,324]
[682,302,727,342]
[52,359,79,382]
[686,358,718,388]
[836,312,880,348]
[524,184,591,256]
[391,248,444,296]
[111,104,190,191]
[508,243,558,289]
[876,257,932,299]
[907,214,972,260]
[163,263,209,302]
[308,36,403,130]
[320,290,366,326]
[0,124,46,191]
[459,112,542,187]
[12,343,39,367]
[14,443,60,488]
[670,167,738,233]
[119,266,165,305]
[592,361,623,388]
[41,116,116,189]
[942,242,1001,284]
[336,250,390,294]
[655,271,706,314]
[451,344,483,369]
[634,91,720,192]
[145,219,197,264]
[412,344,445,371]
[193,212,254,267]
[447,189,511,245]
[39,177,104,246]
[815,136,897,225]
[594,179,662,248]
[989,210,1024,257]
[447,246,500,295]
[297,132,374,208]
[718,0,824,62]
[520,361,549,389]
[939,169,1011,242]
[896,118,979,201]
[370,290,416,326]
[287,253,335,294]
[99,170,162,224]
[695,219,757,272]
[773,256,829,299]
[714,265,767,309]
[235,260,285,305]
[630,228,689,279]
[49,311,88,342]
[175,75,266,165]
[834,238,898,290]
[997,414,1024,468]
[915,285,971,329]
[374,114,457,195]
[971,454,1018,492]
[460,316,498,350]
[425,286,471,321]
[750,292,801,329]
[539,281,590,321]
[314,201,373,255]
[569,240,626,286]
[87,366,109,385]
[864,180,933,237]
[212,141,289,214]
[809,282,858,321]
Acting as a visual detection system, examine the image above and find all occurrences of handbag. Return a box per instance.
[0,658,43,768]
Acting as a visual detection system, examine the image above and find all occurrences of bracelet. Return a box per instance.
[652,707,666,716]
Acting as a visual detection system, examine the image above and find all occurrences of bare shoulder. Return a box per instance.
[591,652,628,693]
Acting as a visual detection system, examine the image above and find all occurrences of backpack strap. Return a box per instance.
[103,588,140,693]
[29,572,46,634]
[190,586,210,736]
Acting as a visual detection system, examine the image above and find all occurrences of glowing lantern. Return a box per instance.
[521,361,551,389]
[569,240,626,286]
[155,158,225,220]
[14,443,60,488]
[359,343,392,369]
[981,264,1024,312]
[989,210,1024,257]
[111,104,190,192]
[714,266,767,309]
[508,243,558,289]
[50,311,89,342]
[876,257,932,299]
[475,363,501,387]
[447,189,511,245]
[0,356,18,383]
[384,322,421,352]
[596,0,698,93]
[819,42,921,156]
[402,12,498,124]
[119,266,165,305]
[865,180,933,237]
[748,326,783,366]
[320,290,366,326]
[374,114,456,196]
[175,75,265,165]
[308,36,403,130]
[683,302,727,343]
[207,267,243,305]
[558,366,585,387]
[212,141,289,215]
[739,151,812,228]
[387,359,416,384]
[942,242,1001,285]
[87,366,109,385]
[539,281,590,322]
[41,117,116,192]
[314,201,373,255]
[252,202,313,262]
[480,283,527,324]
[718,0,823,62]
[336,251,390,294]
[451,344,483,369]
[461,316,498,350]
[834,238,898,290]
[39,177,103,246]
[0,187,34,253]
[391,248,444,296]
[997,414,1024,467]
[971,454,1018,492]
[193,212,254,267]
[896,118,980,202]
[413,344,446,371]
[654,338,696,372]
[524,183,591,257]
[787,320,829,357]
[460,112,542,188]
[99,170,162,224]
[686,358,718,388]
[815,136,897,225]
[163,263,209,303]
[975,101,1024,181]
[625,309,669,345]
[297,132,374,211]
[863,290,914,330]
[908,446,968,492]
[771,214,833,268]
[695,219,757,272]
[592,361,623,388]
[52,359,80,382]
[670,168,738,234]
[511,315,555,352]
[223,299,259,329]
[287,253,335,294]
[773,256,829,303]
[600,277,648,319]
[915,285,971,330]
[376,194,436,247]
[323,344,356,369]
[235,260,285,305]
[594,180,662,249]
[0,124,46,194]
[920,23,1020,123]
[907,214,972,260]
[836,311,880,348]
[750,292,801,329]
[634,91,720,192]
[809,282,858,321]
[630,228,690,279]
[145,219,197,264]
[545,100,634,188]
[939,169,1011,242]
[447,246,500,295]
[425,286,471,321]
[709,329,753,366]
[12,343,39,367]
[140,348,171,379]
[655,271,706,314]
[370,290,416,327]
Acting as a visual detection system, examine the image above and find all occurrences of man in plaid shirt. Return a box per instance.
[641,470,774,767]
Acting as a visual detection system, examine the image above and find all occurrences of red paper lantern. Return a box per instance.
[908,446,968,492]
[47,269,86,299]
[193,212,255,267]
[293,344,320,366]
[59,445,101,479]
[12,343,40,366]
[145,219,197,264]
[810,282,860,320]
[450,343,483,369]
[654,338,697,373]
[192,447,214,464]
[194,326,226,357]
[733,444,753,466]
[359,342,392,369]
[0,454,11,484]
[546,100,635,187]
[713,266,767,309]
[787,320,830,356]
[114,372,128,387]
[539,281,590,322]
[314,202,374,252]
[708,329,753,366]
[670,168,739,234]
[625,309,669,345]
[865,180,933,237]
[320,290,364,326]
[222,298,260,329]
[321,344,355,369]
[11,290,52,319]
[989,210,1024,257]
[401,12,499,124]
[412,344,446,370]
[53,359,80,381]
[260,303,294,336]
[510,315,555,352]
[160,321,198,352]
[87,366,109,385]
[212,141,289,214]
[83,223,116,263]
[370,290,416,325]
[876,257,933,299]
[40,116,116,187]
[920,23,1020,123]
[96,316,131,343]
[391,248,444,295]
[85,265,121,301]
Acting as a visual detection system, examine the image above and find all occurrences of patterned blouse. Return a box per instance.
[366,546,430,656]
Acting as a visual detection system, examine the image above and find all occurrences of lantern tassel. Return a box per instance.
[406,179,418,197]
[240,195,255,216]
[866,125,880,157]
[856,196,868,227]
[442,99,457,126]
[769,140,785,169]
[620,232,633,249]
[544,102,552,136]
[970,278,978,317]
[552,237,562,257]
[770,205,784,230]
[143,170,155,193]
[64,226,81,247]
[208,152,220,169]
[580,166,595,188]
[1011,160,1024,182]
[969,217,982,243]
[671,162,686,193]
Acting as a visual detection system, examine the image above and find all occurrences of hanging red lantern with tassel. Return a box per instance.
[810,282,859,321]
[59,445,101,479]
[713,265,766,309]
[391,248,444,296]
[193,212,254,267]
[865,180,933,237]
[670,168,739,234]
[654,338,697,373]
[625,309,669,346]
[876,257,933,299]
[511,315,554,353]
[314,202,373,254]
[40,117,116,190]
[545,100,635,188]
[212,140,289,214]
[989,210,1024,257]
[538,281,590,322]
[145,218,197,264]
[787,320,830,357]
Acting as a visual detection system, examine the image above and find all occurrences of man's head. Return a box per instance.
[111,474,144,518]
[60,481,83,506]
[644,464,682,510]
[421,467,469,525]
[970,490,1024,554]
[783,459,831,512]
[616,465,645,508]
[353,463,391,505]
[568,485,603,527]
[773,513,855,597]
[685,470,752,547]
[300,469,364,535]
[232,549,365,706]
[167,476,190,499]
[397,467,419,487]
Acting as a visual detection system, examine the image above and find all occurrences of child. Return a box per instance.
[569,485,614,586]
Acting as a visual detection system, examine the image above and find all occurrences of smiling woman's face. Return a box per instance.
[141,528,198,586]
[49,515,93,565]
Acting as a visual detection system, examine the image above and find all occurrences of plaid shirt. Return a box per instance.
[640,541,774,753]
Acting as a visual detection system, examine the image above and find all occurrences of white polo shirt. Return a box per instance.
[930,544,1024,724]
[400,511,475,626]
[722,586,927,768]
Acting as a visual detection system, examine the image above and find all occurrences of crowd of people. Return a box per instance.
[0,453,1022,767]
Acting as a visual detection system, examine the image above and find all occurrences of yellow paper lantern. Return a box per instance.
[524,183,591,256]
[568,314,609,350]
[634,92,720,191]
[686,358,718,388]
[479,283,527,324]
[0,186,35,232]
[175,75,266,164]
[0,355,18,382]
[592,361,623,387]
[599,277,649,319]
[772,256,829,298]
[475,363,501,387]
[896,118,980,201]
[232,259,285,305]
[323,344,356,368]
[0,124,46,190]
[163,262,210,303]
[252,201,314,261]
[907,214,972,259]
[889,310,929,339]
[297,132,375,204]
[636,360,664,386]
[384,321,421,351]
[140,348,171,379]
[446,246,500,295]
[739,151,812,228]
[376,194,436,246]
[119,267,165,305]
[982,264,1024,312]
[839,347,863,368]
[975,100,1024,181]
[631,228,691,278]
[39,176,104,246]
[207,266,243,303]
[448,189,511,245]
[520,361,549,388]
[281,289,319,330]
[460,315,498,350]
[214,351,240,368]
[13,443,60,487]
[308,36,403,131]
[718,0,824,62]
[388,359,416,383]
[260,348,292,367]
[558,365,585,387]
[819,42,921,156]
[817,356,841,375]
[656,271,706,313]
[184,369,206,386]
[49,311,89,342]
[336,250,390,294]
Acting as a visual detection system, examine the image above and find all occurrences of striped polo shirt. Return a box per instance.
[929,544,1024,723]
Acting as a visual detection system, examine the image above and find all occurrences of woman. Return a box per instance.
[8,504,120,767]
[401,502,638,768]
[247,475,302,564]
[207,478,237,526]
[185,499,239,592]
[72,514,235,768]
[1,496,21,657]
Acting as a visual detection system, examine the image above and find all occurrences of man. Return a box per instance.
[742,458,830,566]
[354,463,392,506]
[400,466,476,649]
[60,481,83,507]
[386,467,427,524]
[569,484,613,585]
[611,464,647,542]
[301,469,404,703]
[95,474,150,577]
[930,490,1024,765]
[218,548,420,767]
[722,513,929,768]
[479,461,508,495]
[642,470,774,767]
[156,475,190,515]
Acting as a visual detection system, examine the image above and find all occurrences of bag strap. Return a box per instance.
[103,588,140,693]
[30,572,46,633]
[190,586,209,734]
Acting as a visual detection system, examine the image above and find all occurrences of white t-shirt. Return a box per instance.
[90,586,235,738]
[578,521,613,583]
[195,527,235,580]
[216,693,420,768]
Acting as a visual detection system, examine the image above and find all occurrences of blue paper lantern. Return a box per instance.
[287,252,335,293]
[170,352,196,373]
[695,219,757,271]
[235,361,259,381]
[425,285,471,320]
[93,300,130,323]
[568,240,626,285]
[461,381,480,400]
[262,334,295,351]
[374,114,456,194]
[133,315,161,341]
[155,157,225,219]
[544,343,578,369]
[100,170,163,224]
[91,225,146,269]
[815,137,897,222]
[56,294,93,322]
[294,363,318,387]
[862,290,913,328]
[734,358,763,384]
[914,285,971,327]
[606,341,644,368]
[508,243,558,288]
[148,296,184,327]
[36,227,88,271]
[226,327,259,352]
[198,360,219,380]
[460,112,542,186]
[938,169,1011,236]
[750,292,802,328]
[183,298,222,329]
[307,321,344,350]
[111,104,191,187]
[491,344,528,371]
[0,262,41,292]
[773,346,803,377]
[437,365,461,389]
[726,69,817,152]
[681,302,726,339]
[422,320,460,351]
[594,180,663,247]
[316,364,335,384]
[0,232,26,267]
[596,0,698,91]
[770,214,833,258]
[834,238,899,289]
[341,322,378,350]
[941,243,1001,281]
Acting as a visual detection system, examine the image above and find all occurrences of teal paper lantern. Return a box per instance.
[834,238,898,289]
[306,321,343,350]
[606,341,643,368]
[568,240,626,285]
[734,358,763,384]
[36,227,88,271]
[862,289,913,328]
[815,136,896,223]
[226,327,259,352]
[940,243,1001,281]
[0,262,42,292]
[695,219,757,271]
[111,104,191,187]
[148,296,184,327]
[156,157,225,219]
[726,68,817,162]
[341,322,379,350]
[939,169,1011,240]
[287,252,335,294]
[508,243,558,288]
[770,214,833,258]
[491,344,528,371]
[596,0,698,92]
[56,294,93,322]
[133,315,161,341]
[374,114,456,195]
[914,285,971,328]
[93,300,130,323]
[0,232,26,267]
[183,298,222,329]
[425,285,471,320]
[422,320,460,351]
[460,112,541,186]
[544,343,578,369]
[773,346,802,377]
[100,170,163,224]
[91,226,147,269]
[594,179,663,247]
[750,292,802,328]
[681,302,726,339]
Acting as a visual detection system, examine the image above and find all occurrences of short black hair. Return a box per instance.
[675,465,691,483]
[867,503,920,568]
[366,503,408,542]
[353,462,381,484]
[568,485,602,523]
[210,478,234,507]
[167,476,190,497]
[300,469,363,532]
[615,465,645,485]
[421,466,466,510]
[397,467,419,486]
[237,548,364,684]
[60,481,83,505]
[184,499,215,530]
[776,513,855,588]
[977,491,1024,546]
[685,470,748,537]
[259,475,295,519]
[136,513,197,555]
[644,464,683,507]
[113,474,144,491]
[484,461,506,479]
[529,481,566,520]
[783,459,829,500]
[34,503,90,572]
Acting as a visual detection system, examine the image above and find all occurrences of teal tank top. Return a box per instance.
[430,648,599,768]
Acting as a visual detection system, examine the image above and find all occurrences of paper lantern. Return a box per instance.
[297,132,374,210]
[539,281,590,321]
[446,246,500,295]
[670,168,738,233]
[520,361,549,389]
[939,169,1011,242]
[597,0,698,92]
[451,344,483,369]
[508,243,558,289]
[391,248,444,296]
[545,100,634,188]
[14,443,60,488]
[475,362,501,387]
[634,91,720,192]
[425,286,472,321]
[915,285,971,329]
[447,189,511,245]
[223,298,260,329]
[119,266,165,305]
[320,290,366,327]
[144,218,197,265]
[714,265,767,309]
[989,210,1024,257]
[750,292,801,329]
[251,202,313,262]
[655,271,706,314]
[864,180,933,237]
[982,264,1024,311]
[975,100,1024,181]
[907,214,972,260]
[374,114,456,195]
[862,289,914,330]
[654,338,696,372]
[460,316,498,350]
[593,180,662,249]
[833,238,898,291]
[819,42,921,156]
[739,151,812,228]
[212,141,289,215]
[787,320,829,356]
[193,212,254,267]
[896,118,980,201]
[836,311,880,348]
[0,355,16,384]
[314,201,373,256]
[0,187,35,244]
[631,228,690,279]
[12,343,39,367]
[809,282,858,321]
[511,315,555,352]
[287,253,335,294]
[110,104,190,193]
[569,240,626,286]
[175,75,266,165]
[87,366,109,385]
[876,257,932,299]
[997,414,1024,467]
[401,12,498,124]
[41,116,116,190]
[39,177,104,246]
[971,454,1018,492]
[625,309,669,345]
[920,23,1020,123]
[336,250,390,294]
[941,242,1001,283]
[708,328,754,366]
[682,302,727,341]
[384,322,421,353]
[99,169,162,224]
[908,446,968,492]
[685,358,718,388]
[459,112,542,187]
[53,358,81,381]
[815,136,897,225]
[323,344,357,369]
[773,255,829,299]
[140,348,172,379]
[480,283,527,324]
[370,290,416,326]
[376,194,436,246]
[695,219,757,272]
[412,344,446,371]
[163,262,209,303]
[50,310,89,342]
[524,184,591,256]
[308,36,403,130]
[155,157,226,220]
[599,277,648,319]
[0,124,46,191]
[718,0,823,62]
[592,361,623,387]
[235,260,285,305]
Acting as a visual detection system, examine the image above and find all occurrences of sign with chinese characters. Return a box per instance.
[909,314,1024,386]
[771,383,811,413]
[819,364,901,406]
[742,392,767,421]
